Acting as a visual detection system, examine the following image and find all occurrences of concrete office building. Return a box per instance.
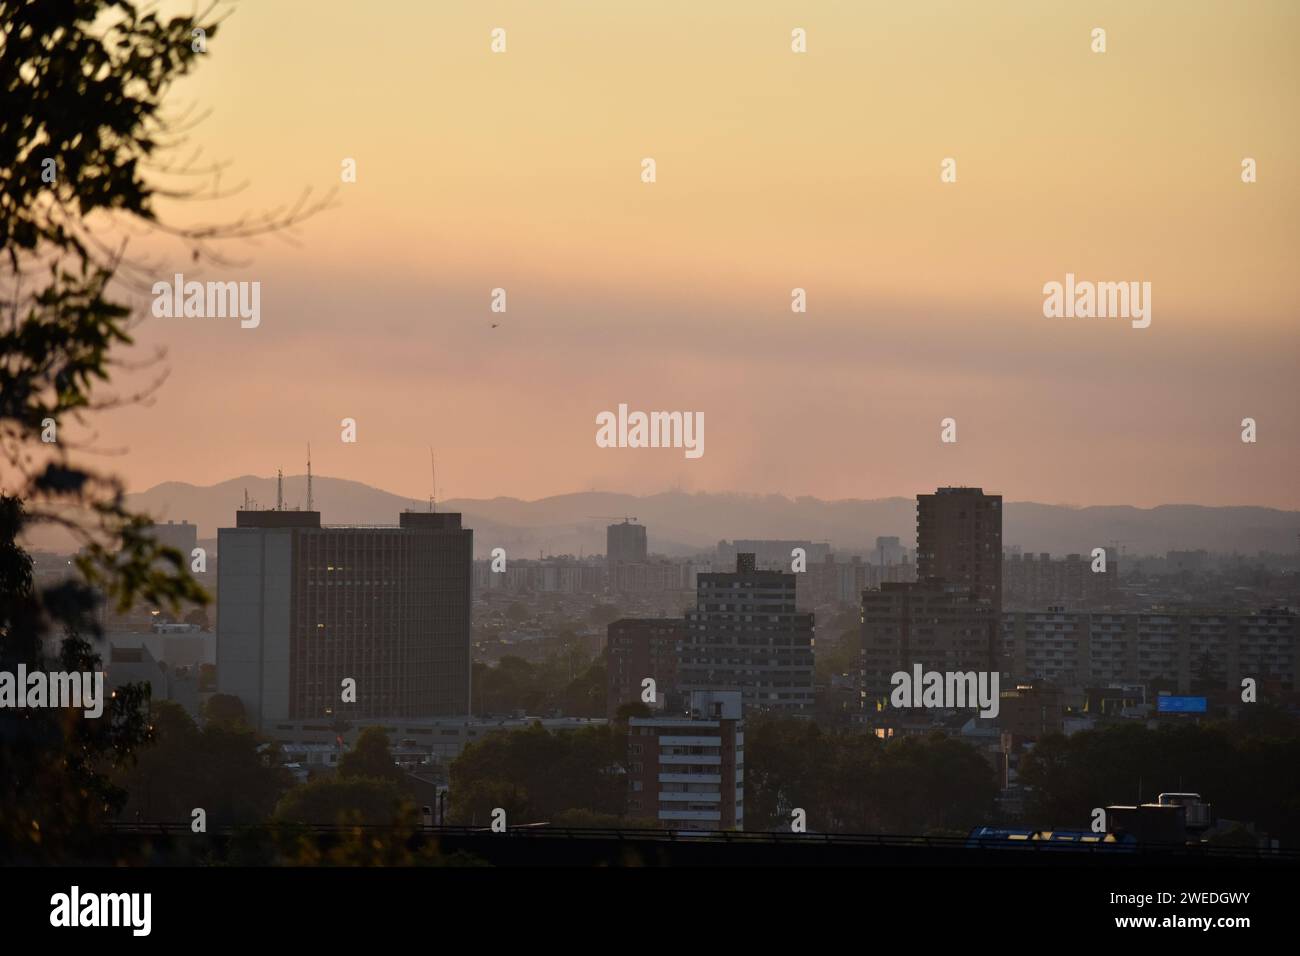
[626,690,744,830]
[217,509,472,730]
[681,553,815,713]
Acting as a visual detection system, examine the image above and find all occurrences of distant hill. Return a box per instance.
[19,475,1300,559]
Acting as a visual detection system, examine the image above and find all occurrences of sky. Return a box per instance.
[74,1,1299,508]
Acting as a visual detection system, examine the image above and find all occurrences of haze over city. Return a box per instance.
[62,0,1300,509]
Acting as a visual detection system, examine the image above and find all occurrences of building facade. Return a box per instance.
[606,618,685,718]
[1000,607,1298,694]
[626,690,744,830]
[916,487,1002,611]
[607,520,648,568]
[217,509,472,730]
[860,580,999,704]
[1003,550,1119,610]
[681,554,815,713]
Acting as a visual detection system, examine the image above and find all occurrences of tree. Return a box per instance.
[614,700,652,722]
[203,692,247,727]
[1018,715,1300,843]
[0,495,157,859]
[559,660,606,717]
[744,714,833,830]
[115,701,291,826]
[743,714,997,834]
[337,727,409,790]
[1,0,328,860]
[449,723,625,825]
[273,777,409,828]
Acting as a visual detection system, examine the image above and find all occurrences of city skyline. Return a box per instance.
[4,0,1297,914]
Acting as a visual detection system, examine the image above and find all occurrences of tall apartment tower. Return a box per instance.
[859,488,1003,708]
[916,487,1003,611]
[217,510,472,731]
[681,553,815,713]
[606,520,648,568]
[626,690,744,830]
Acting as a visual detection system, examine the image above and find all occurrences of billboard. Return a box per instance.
[1156,695,1207,714]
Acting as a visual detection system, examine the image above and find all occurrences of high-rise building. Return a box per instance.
[606,618,684,718]
[606,520,648,567]
[217,509,472,730]
[681,553,815,713]
[859,488,1003,709]
[916,487,1002,611]
[626,690,744,830]
[860,580,999,703]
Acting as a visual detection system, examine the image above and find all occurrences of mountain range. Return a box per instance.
[59,476,1295,560]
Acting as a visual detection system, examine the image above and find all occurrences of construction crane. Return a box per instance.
[587,515,638,523]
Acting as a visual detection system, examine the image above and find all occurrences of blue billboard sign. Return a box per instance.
[1157,696,1207,713]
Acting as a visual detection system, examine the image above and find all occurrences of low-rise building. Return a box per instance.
[626,690,744,830]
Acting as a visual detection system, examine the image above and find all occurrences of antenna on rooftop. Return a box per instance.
[429,447,436,512]
[276,468,284,511]
[242,488,249,511]
[307,444,314,512]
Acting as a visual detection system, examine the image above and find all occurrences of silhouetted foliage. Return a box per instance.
[115,700,291,826]
[472,653,607,717]
[449,722,625,825]
[337,726,409,790]
[202,692,246,727]
[1019,709,1300,843]
[0,0,328,861]
[744,713,999,833]
[274,777,408,828]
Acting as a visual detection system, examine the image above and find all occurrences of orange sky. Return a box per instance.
[59,1,1300,507]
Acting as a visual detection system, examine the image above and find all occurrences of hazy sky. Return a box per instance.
[75,1,1298,508]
